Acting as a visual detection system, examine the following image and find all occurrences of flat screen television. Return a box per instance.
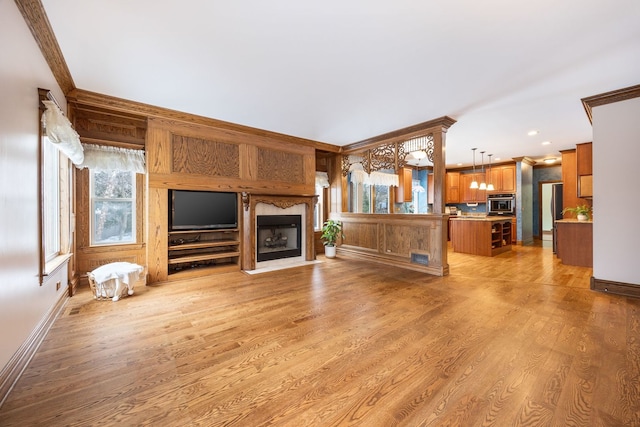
[170,190,238,231]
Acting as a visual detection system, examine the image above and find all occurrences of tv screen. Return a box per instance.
[170,190,238,230]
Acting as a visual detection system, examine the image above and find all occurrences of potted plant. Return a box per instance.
[562,204,592,221]
[321,219,344,258]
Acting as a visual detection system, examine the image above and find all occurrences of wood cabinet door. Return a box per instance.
[576,142,592,176]
[445,172,460,203]
[395,167,413,203]
[461,173,486,203]
[486,165,515,194]
[500,165,516,193]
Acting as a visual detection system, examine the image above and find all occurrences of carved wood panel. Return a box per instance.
[257,148,304,183]
[342,222,378,250]
[383,224,430,256]
[172,135,240,177]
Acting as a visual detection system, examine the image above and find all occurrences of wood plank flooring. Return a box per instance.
[1,242,638,426]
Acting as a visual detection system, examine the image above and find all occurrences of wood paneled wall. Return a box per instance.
[334,213,449,276]
[69,91,321,285]
[146,117,317,282]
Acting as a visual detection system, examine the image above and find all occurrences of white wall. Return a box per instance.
[0,1,67,369]
[592,97,640,286]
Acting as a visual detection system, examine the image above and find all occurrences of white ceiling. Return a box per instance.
[41,0,640,167]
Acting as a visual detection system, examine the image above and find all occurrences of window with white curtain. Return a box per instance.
[43,137,60,260]
[90,170,136,245]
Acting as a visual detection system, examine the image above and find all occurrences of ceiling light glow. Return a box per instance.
[528,130,539,136]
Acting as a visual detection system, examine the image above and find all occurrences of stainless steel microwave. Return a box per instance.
[487,194,515,215]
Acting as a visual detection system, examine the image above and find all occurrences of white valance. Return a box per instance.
[77,144,146,174]
[369,171,399,187]
[41,100,84,165]
[349,163,369,185]
[349,163,399,187]
[315,171,330,188]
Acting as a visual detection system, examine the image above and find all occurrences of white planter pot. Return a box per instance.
[324,245,337,258]
[577,214,588,221]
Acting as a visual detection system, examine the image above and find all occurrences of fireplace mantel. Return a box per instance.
[241,193,317,270]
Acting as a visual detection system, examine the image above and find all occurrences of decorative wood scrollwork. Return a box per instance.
[369,144,396,172]
[341,133,434,176]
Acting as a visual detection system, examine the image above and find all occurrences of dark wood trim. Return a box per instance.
[591,277,640,299]
[341,116,457,153]
[0,288,68,408]
[15,0,75,94]
[67,89,341,153]
[581,84,640,124]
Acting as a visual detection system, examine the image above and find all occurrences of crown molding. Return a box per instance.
[581,84,640,124]
[342,116,457,154]
[15,0,75,94]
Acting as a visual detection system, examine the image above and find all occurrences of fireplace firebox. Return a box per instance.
[256,215,302,262]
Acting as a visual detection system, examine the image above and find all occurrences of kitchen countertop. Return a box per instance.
[450,216,514,222]
[555,219,593,224]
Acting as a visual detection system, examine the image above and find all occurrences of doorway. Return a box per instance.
[539,181,561,241]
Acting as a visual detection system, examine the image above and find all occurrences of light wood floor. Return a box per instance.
[1,242,639,426]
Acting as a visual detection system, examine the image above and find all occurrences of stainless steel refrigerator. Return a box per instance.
[551,183,563,253]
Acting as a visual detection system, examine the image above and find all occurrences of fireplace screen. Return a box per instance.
[256,215,302,262]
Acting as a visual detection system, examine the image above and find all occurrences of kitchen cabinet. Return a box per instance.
[486,165,516,194]
[445,172,460,204]
[576,142,592,198]
[461,173,487,203]
[512,217,516,244]
[395,167,413,203]
[561,148,591,215]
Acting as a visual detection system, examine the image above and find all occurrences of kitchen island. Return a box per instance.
[450,216,513,256]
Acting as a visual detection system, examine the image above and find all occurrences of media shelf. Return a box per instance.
[168,229,240,278]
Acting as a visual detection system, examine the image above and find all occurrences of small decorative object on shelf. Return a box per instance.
[562,204,592,221]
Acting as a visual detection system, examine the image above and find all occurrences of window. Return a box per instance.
[90,170,136,245]
[349,181,391,214]
[43,137,60,260]
[314,186,325,231]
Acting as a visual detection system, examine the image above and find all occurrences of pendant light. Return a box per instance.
[487,154,495,191]
[470,148,479,189]
[479,151,487,190]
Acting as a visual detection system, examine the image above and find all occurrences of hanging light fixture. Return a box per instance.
[479,151,487,190]
[487,154,495,191]
[470,148,479,189]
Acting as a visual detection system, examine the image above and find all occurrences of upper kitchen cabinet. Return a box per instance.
[395,167,413,203]
[445,172,460,204]
[461,173,487,203]
[486,164,516,194]
[576,142,593,198]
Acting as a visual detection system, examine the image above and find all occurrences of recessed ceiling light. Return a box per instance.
[543,158,557,164]
[528,130,539,136]
[541,141,551,145]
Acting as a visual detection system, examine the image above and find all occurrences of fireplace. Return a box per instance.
[256,215,302,262]
[241,193,317,271]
